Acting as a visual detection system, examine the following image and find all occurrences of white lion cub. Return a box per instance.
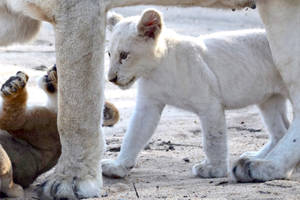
[102,9,289,179]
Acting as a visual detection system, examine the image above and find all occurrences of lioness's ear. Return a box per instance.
[107,12,123,31]
[137,9,162,40]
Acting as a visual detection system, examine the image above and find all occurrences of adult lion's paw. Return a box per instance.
[231,157,286,183]
[37,175,101,199]
[101,159,131,178]
[192,160,227,178]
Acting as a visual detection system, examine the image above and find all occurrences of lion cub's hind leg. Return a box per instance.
[0,72,28,197]
[0,71,29,131]
[0,145,23,198]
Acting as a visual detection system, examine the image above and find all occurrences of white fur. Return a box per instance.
[102,10,289,178]
[0,0,56,46]
[106,0,300,184]
[103,0,300,183]
[37,77,58,112]
[0,5,40,46]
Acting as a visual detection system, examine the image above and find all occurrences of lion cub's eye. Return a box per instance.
[120,51,129,60]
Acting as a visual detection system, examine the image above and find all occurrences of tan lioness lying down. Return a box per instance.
[0,66,119,198]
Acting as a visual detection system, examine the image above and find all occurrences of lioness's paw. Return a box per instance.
[192,160,227,178]
[103,102,120,127]
[39,64,57,94]
[1,71,28,97]
[37,175,101,199]
[101,159,131,178]
[231,157,286,182]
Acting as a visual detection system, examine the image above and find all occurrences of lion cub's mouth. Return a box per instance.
[116,76,136,89]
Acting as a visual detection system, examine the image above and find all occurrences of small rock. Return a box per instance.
[168,145,175,151]
[101,193,108,197]
[33,65,48,71]
[258,190,271,194]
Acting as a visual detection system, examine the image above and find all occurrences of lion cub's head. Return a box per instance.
[107,9,165,89]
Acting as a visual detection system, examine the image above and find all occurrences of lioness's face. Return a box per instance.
[107,10,163,90]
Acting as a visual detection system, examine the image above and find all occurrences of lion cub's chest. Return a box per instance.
[140,71,208,113]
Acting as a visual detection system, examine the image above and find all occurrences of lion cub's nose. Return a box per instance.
[109,76,118,83]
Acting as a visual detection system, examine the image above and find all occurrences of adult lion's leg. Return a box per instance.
[232,0,300,182]
[38,1,106,199]
[0,6,40,46]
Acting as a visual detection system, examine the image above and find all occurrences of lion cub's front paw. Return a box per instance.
[42,65,57,94]
[192,160,227,178]
[1,71,28,98]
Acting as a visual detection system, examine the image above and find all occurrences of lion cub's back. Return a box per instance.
[201,29,287,108]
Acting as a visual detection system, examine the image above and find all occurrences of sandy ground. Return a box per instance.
[1,6,300,200]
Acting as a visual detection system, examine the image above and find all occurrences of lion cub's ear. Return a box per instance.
[137,9,163,40]
[107,12,123,31]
